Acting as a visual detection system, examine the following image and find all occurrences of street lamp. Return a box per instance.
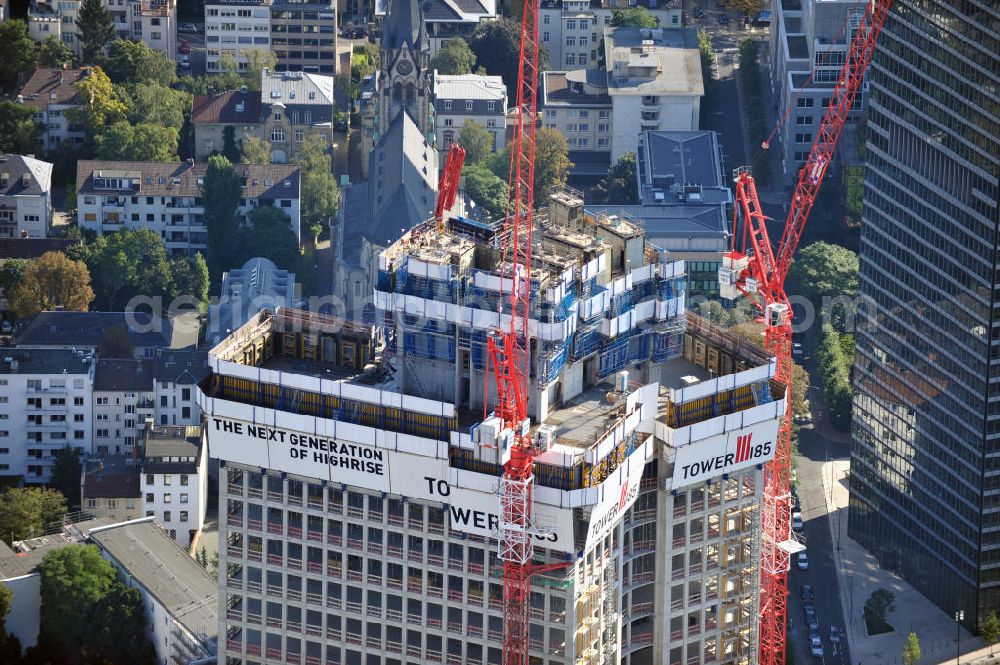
[955,610,965,665]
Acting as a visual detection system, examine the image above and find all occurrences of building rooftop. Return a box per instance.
[0,348,92,375]
[604,27,703,96]
[142,425,203,473]
[787,34,809,59]
[14,68,88,109]
[375,0,495,24]
[638,130,731,206]
[14,311,172,350]
[433,74,506,101]
[0,237,81,260]
[89,519,218,650]
[210,257,297,345]
[0,154,53,197]
[261,69,335,107]
[76,161,301,201]
[585,203,728,238]
[191,90,262,125]
[153,349,210,385]
[541,70,612,106]
[83,456,141,499]
[94,358,155,392]
[0,518,126,580]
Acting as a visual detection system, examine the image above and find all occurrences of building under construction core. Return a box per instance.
[201,191,786,665]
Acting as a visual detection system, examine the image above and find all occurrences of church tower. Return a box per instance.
[375,0,432,142]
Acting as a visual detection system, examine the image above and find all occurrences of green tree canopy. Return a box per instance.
[101,39,177,86]
[296,136,339,242]
[817,325,853,431]
[37,544,116,653]
[0,487,68,545]
[610,6,658,27]
[458,120,494,165]
[0,100,41,155]
[9,251,95,317]
[463,162,508,222]
[430,38,477,75]
[0,258,29,296]
[492,127,572,207]
[724,0,765,13]
[902,632,921,665]
[96,121,179,161]
[84,584,156,665]
[127,82,189,133]
[0,21,37,90]
[98,323,135,358]
[787,241,859,331]
[77,0,115,64]
[36,35,75,69]
[0,584,11,623]
[202,155,242,283]
[469,18,548,98]
[593,152,638,204]
[222,126,240,163]
[863,588,896,631]
[49,446,82,509]
[172,252,210,305]
[76,228,180,310]
[66,66,128,138]
[983,610,1000,653]
[241,135,272,164]
[243,207,300,270]
[244,48,277,90]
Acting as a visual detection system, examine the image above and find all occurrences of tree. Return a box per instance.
[458,120,495,165]
[787,241,859,331]
[0,487,68,545]
[296,136,339,243]
[98,324,135,358]
[491,128,572,207]
[902,632,921,665]
[593,152,638,204]
[96,121,179,161]
[196,547,208,568]
[463,162,508,222]
[211,52,246,92]
[8,252,94,317]
[101,39,177,85]
[610,6,658,27]
[36,35,75,69]
[222,125,240,162]
[84,583,156,665]
[77,0,115,64]
[0,259,29,296]
[244,48,277,90]
[983,610,1000,654]
[429,38,476,75]
[244,207,300,270]
[469,18,548,98]
[66,66,128,138]
[49,446,82,509]
[202,155,242,282]
[241,135,272,164]
[77,229,174,310]
[37,544,116,653]
[817,325,852,431]
[127,82,188,133]
[0,100,42,155]
[351,43,380,80]
[0,21,37,90]
[863,588,896,632]
[172,252,210,305]
[698,28,717,117]
[0,579,12,622]
[724,0,765,14]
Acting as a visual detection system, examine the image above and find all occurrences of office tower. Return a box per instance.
[849,1,1000,626]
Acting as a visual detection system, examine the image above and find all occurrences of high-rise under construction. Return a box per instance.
[202,191,786,665]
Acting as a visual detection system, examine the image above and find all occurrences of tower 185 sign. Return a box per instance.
[669,421,780,490]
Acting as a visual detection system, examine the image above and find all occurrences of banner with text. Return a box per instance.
[584,442,650,551]
[670,421,779,490]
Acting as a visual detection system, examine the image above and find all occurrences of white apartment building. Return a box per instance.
[153,349,210,427]
[205,195,785,665]
[541,69,613,156]
[770,0,865,181]
[205,0,273,74]
[76,160,303,254]
[139,424,209,548]
[0,349,94,485]
[432,73,508,156]
[14,68,88,152]
[92,358,156,456]
[540,0,682,70]
[0,155,53,239]
[26,0,176,59]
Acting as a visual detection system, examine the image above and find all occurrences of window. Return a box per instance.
[181,474,189,486]
[146,511,154,517]
[146,493,154,502]
[147,473,155,485]
[181,388,191,400]
[164,474,172,485]
[97,397,109,405]
[74,397,84,405]
[566,37,575,46]
[543,31,549,41]
[443,118,454,127]
[579,110,589,118]
[566,54,575,66]
[74,414,84,422]
[796,115,814,125]
[487,101,496,112]
[443,100,452,111]
[598,123,609,132]
[271,129,286,142]
[126,498,135,509]
[107,499,117,508]
[597,138,608,147]
[164,493,172,503]
[797,97,814,108]
[295,129,304,142]
[274,111,282,122]
[566,19,575,29]
[87,498,97,508]
[181,493,189,503]
[580,36,587,46]
[97,429,109,437]
[543,14,549,24]
[164,511,171,522]
[180,511,189,522]
[465,100,473,111]
[795,133,812,143]
[74,430,85,439]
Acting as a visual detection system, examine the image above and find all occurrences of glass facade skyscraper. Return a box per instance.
[848,0,999,626]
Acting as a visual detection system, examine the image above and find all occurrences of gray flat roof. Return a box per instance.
[89,520,217,648]
[604,27,703,96]
[0,348,92,375]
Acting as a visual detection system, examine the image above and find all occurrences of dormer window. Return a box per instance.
[308,91,315,100]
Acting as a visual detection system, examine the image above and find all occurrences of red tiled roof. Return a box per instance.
[191,90,262,125]
[14,68,89,109]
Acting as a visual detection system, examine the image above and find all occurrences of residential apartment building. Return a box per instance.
[849,1,1000,629]
[0,349,94,485]
[587,130,732,296]
[76,160,303,252]
[13,311,175,359]
[373,0,496,56]
[207,196,784,665]
[26,0,175,59]
[14,68,88,152]
[90,519,218,664]
[270,0,338,74]
[153,349,210,427]
[191,89,264,161]
[81,455,143,519]
[205,0,273,74]
[92,358,156,455]
[432,73,507,155]
[541,27,703,168]
[0,155,53,239]
[770,0,865,181]
[260,69,337,163]
[139,423,209,548]
[539,0,682,70]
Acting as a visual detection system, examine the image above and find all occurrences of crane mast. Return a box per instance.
[720,3,891,665]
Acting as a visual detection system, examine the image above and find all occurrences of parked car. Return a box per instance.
[792,511,803,531]
[791,490,801,511]
[800,584,815,602]
[179,54,190,68]
[805,610,819,632]
[178,40,191,54]
[809,634,824,658]
[797,551,809,570]
[178,23,198,32]
[829,626,842,644]
[717,12,729,25]
[693,7,704,18]
[793,342,803,356]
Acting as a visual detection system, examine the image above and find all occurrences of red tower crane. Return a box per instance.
[435,143,466,232]
[720,3,891,665]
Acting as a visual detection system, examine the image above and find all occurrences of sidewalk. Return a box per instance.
[821,459,985,664]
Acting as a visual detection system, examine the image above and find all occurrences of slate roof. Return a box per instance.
[94,358,155,392]
[585,204,727,237]
[76,161,301,200]
[433,74,507,109]
[339,180,370,267]
[14,68,88,109]
[638,130,732,207]
[14,311,171,349]
[0,155,53,197]
[142,425,203,473]
[375,0,494,23]
[261,69,335,107]
[0,348,93,376]
[153,349,210,385]
[380,0,428,48]
[83,457,141,499]
[541,70,611,106]
[0,237,80,260]
[191,91,262,125]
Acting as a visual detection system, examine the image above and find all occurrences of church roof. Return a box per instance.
[380,0,427,51]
